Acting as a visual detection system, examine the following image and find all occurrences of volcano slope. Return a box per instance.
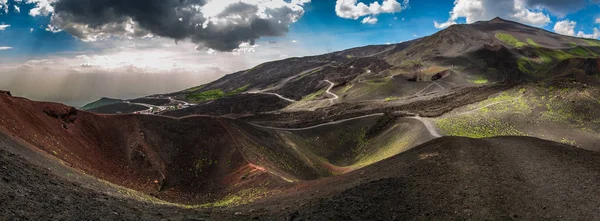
[0,92,438,205]
[6,124,600,220]
[5,17,600,220]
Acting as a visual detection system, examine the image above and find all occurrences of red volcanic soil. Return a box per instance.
[0,92,290,204]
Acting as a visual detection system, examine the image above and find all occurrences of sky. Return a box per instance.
[0,0,599,107]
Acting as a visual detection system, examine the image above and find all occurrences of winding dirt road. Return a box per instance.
[247,91,298,103]
[407,116,442,138]
[324,80,339,104]
[250,113,385,131]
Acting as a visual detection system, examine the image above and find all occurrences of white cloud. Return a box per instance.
[26,0,56,16]
[577,28,600,39]
[433,0,551,29]
[232,42,260,55]
[0,0,55,15]
[0,0,7,14]
[335,0,408,21]
[0,24,9,31]
[29,28,34,33]
[361,16,379,24]
[553,19,576,36]
[0,46,12,50]
[596,18,600,24]
[45,24,61,33]
[434,20,456,29]
[206,48,217,55]
[553,19,600,39]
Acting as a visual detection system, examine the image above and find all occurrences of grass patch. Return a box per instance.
[517,48,583,76]
[385,97,398,102]
[539,48,575,60]
[517,57,533,75]
[301,89,326,101]
[584,39,600,47]
[560,138,577,146]
[435,90,532,138]
[201,188,271,207]
[437,84,600,147]
[468,75,489,84]
[228,85,250,95]
[436,117,527,138]
[569,47,589,57]
[526,39,539,47]
[186,89,226,102]
[185,85,250,102]
[495,33,527,48]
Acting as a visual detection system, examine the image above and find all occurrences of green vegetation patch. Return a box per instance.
[435,84,600,146]
[435,90,530,138]
[468,75,489,84]
[185,85,250,102]
[436,117,527,138]
[584,39,600,47]
[539,48,575,61]
[301,88,326,101]
[186,89,226,102]
[495,33,527,48]
[517,57,533,75]
[526,39,539,47]
[385,97,399,102]
[228,85,250,95]
[202,188,272,208]
[569,47,589,57]
[516,47,586,76]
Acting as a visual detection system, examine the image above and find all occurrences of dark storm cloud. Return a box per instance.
[50,0,308,51]
[523,0,589,16]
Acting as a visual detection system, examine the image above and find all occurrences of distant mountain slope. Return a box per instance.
[82,17,600,118]
[81,97,123,109]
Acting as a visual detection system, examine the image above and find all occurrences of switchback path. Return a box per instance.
[324,80,339,103]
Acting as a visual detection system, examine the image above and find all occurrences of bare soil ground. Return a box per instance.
[243,84,512,128]
[0,133,207,221]
[237,136,600,220]
[5,134,600,220]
